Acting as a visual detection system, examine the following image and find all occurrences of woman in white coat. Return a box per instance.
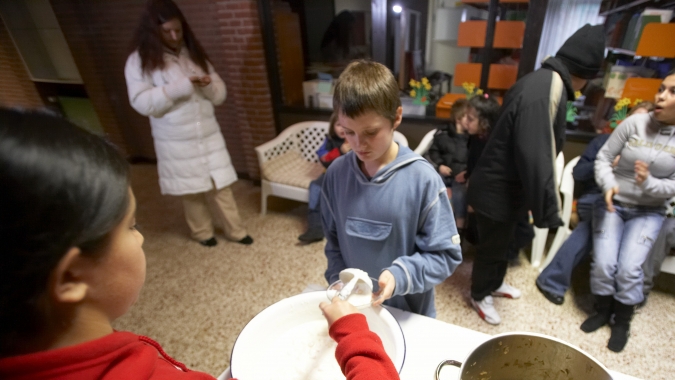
[125,0,252,246]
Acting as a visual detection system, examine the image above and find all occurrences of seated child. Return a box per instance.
[0,108,398,380]
[299,113,351,243]
[426,99,469,229]
[321,60,463,318]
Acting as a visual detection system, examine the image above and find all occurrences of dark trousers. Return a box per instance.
[471,212,516,300]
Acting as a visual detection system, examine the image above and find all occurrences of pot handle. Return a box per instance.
[435,359,462,380]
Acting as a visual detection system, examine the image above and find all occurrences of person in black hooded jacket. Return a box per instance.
[427,99,469,229]
[466,24,606,325]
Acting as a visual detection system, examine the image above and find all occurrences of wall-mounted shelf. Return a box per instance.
[621,77,662,100]
[457,20,525,48]
[454,63,518,90]
[634,23,675,58]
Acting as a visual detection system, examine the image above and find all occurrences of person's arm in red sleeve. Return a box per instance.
[329,314,400,380]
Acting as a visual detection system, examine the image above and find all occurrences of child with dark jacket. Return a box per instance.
[427,99,469,229]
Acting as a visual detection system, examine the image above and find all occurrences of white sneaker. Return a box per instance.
[492,282,521,299]
[471,296,501,325]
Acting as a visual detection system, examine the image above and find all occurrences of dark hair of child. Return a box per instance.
[0,108,130,357]
[450,98,468,121]
[468,94,501,139]
[327,112,340,140]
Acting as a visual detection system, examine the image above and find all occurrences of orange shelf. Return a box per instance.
[621,78,661,101]
[458,21,525,48]
[487,64,518,89]
[494,21,525,48]
[454,63,518,91]
[635,23,675,58]
[436,93,468,118]
[454,63,482,87]
[457,21,487,47]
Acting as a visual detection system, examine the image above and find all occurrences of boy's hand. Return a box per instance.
[373,270,395,306]
[635,160,649,185]
[320,295,359,327]
[455,171,467,183]
[341,141,351,153]
[439,165,452,177]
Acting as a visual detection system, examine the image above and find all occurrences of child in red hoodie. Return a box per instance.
[0,108,399,380]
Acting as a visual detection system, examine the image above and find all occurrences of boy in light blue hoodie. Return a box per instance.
[321,60,463,317]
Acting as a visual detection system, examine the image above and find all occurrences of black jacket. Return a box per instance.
[427,123,469,177]
[467,57,575,228]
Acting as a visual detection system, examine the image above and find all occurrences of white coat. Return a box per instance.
[124,48,237,196]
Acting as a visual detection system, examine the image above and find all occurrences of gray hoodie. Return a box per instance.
[321,144,463,317]
[595,112,675,207]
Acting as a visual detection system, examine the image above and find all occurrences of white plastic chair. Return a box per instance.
[393,130,409,147]
[539,156,580,271]
[255,121,328,214]
[414,128,437,155]
[530,152,565,267]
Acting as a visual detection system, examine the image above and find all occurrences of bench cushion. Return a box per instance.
[261,151,324,188]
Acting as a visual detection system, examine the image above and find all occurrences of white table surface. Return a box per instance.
[388,307,640,380]
[221,304,641,380]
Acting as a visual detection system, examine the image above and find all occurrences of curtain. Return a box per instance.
[534,0,605,70]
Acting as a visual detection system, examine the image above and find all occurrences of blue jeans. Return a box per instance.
[308,173,325,211]
[536,193,600,297]
[591,200,664,305]
[450,179,467,219]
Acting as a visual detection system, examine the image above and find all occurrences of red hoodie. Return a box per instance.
[0,314,398,380]
[0,332,216,380]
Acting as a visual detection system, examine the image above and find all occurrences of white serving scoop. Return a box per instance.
[327,268,374,308]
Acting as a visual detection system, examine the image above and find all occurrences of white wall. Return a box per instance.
[425,0,471,92]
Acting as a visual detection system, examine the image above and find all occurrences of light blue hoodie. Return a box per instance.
[321,144,463,317]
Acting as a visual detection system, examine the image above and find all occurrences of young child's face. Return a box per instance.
[462,107,482,135]
[88,189,146,321]
[335,124,347,139]
[338,108,401,166]
[654,74,675,125]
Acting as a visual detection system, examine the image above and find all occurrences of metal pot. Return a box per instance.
[435,332,612,380]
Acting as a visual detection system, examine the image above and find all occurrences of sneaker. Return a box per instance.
[471,296,501,325]
[237,235,254,245]
[492,282,521,299]
[199,237,218,247]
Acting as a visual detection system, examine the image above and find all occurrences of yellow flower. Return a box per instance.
[421,77,430,85]
[424,83,431,91]
[476,89,484,96]
[633,98,643,106]
[409,79,417,88]
[410,89,416,97]
[574,91,582,99]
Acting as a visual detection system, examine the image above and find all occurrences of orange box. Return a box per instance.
[487,64,518,89]
[436,93,467,119]
[635,23,675,58]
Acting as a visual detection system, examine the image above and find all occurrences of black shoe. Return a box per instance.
[536,282,564,305]
[607,301,635,352]
[199,237,218,247]
[237,235,254,245]
[298,228,324,243]
[581,295,614,333]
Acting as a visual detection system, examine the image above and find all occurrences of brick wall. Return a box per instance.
[0,17,43,109]
[49,0,276,179]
